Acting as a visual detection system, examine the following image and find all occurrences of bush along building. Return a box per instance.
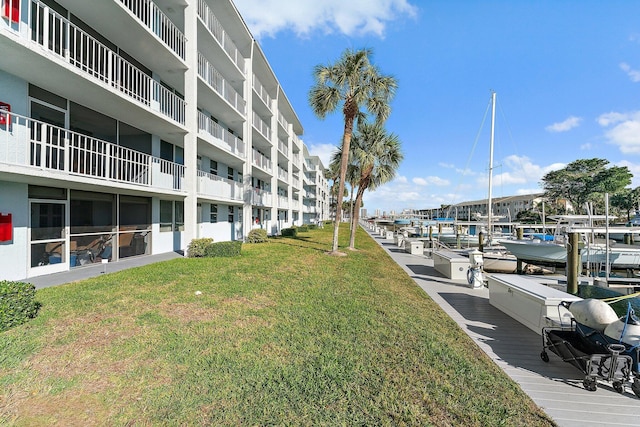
[0,0,329,280]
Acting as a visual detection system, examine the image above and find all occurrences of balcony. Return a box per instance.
[277,139,289,158]
[277,195,289,210]
[197,171,244,202]
[252,74,272,111]
[249,188,273,207]
[277,167,288,182]
[197,112,246,160]
[252,149,272,173]
[21,0,186,125]
[278,111,290,131]
[0,112,185,192]
[198,53,246,119]
[197,0,244,73]
[119,0,186,60]
[252,111,271,142]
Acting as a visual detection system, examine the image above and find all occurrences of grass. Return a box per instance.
[0,226,555,426]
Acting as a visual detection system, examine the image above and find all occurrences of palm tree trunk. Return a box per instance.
[332,114,355,253]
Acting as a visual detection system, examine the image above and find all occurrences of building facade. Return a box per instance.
[419,193,545,221]
[0,0,329,280]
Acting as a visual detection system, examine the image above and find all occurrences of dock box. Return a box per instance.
[385,230,394,239]
[404,239,424,255]
[487,274,581,334]
[433,251,469,280]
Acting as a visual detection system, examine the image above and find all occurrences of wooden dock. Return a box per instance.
[370,230,640,427]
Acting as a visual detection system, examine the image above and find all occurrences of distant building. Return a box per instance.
[419,193,545,221]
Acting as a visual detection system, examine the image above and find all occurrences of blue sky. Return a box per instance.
[233,0,640,214]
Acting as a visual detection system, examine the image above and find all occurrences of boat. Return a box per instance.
[500,214,640,270]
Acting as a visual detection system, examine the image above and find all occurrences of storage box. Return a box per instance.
[433,251,469,280]
[488,274,581,334]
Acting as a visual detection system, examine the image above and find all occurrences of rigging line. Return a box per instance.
[447,95,492,209]
[496,97,536,185]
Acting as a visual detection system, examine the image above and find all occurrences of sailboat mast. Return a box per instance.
[488,91,496,239]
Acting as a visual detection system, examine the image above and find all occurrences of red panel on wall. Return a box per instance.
[0,213,12,242]
[2,0,19,23]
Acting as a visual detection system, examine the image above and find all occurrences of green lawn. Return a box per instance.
[0,226,555,426]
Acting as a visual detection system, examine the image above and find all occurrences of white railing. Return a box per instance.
[252,149,272,172]
[198,53,246,116]
[277,167,288,181]
[196,171,244,201]
[292,153,301,166]
[119,0,186,60]
[29,0,185,125]
[197,112,246,158]
[278,111,290,130]
[252,111,270,140]
[291,175,300,188]
[252,74,272,109]
[197,0,244,72]
[277,139,289,157]
[0,112,185,191]
[278,195,289,209]
[250,189,272,207]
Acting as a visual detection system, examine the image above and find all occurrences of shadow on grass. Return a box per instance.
[268,236,329,253]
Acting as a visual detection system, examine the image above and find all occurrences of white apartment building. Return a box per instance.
[0,0,330,280]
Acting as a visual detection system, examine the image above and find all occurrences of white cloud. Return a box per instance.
[598,111,640,154]
[580,143,592,150]
[477,155,564,189]
[620,62,640,82]
[233,0,417,39]
[307,142,337,168]
[413,176,449,186]
[545,116,582,133]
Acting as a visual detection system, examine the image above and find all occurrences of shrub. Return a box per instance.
[298,225,309,232]
[281,228,297,237]
[0,281,41,332]
[247,229,268,243]
[204,241,242,257]
[187,238,214,258]
[307,224,317,230]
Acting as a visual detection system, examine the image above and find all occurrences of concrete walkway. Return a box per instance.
[23,251,184,289]
[367,228,640,427]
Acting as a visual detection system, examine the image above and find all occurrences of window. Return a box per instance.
[210,160,218,175]
[174,201,184,231]
[228,206,234,223]
[228,166,234,180]
[210,204,218,223]
[237,171,243,184]
[160,200,184,231]
[160,200,173,232]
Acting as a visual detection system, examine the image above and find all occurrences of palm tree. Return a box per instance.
[346,122,402,249]
[309,48,397,254]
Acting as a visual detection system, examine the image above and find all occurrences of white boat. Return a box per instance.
[500,214,640,269]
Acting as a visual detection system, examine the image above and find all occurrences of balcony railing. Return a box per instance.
[198,53,246,116]
[197,0,244,72]
[278,195,289,209]
[29,0,185,124]
[278,111,290,130]
[252,111,270,140]
[277,167,288,181]
[0,112,184,191]
[250,189,272,207]
[292,153,301,166]
[119,0,186,60]
[252,149,272,172]
[197,112,246,158]
[197,171,244,201]
[291,175,300,188]
[252,74,272,109]
[277,139,289,157]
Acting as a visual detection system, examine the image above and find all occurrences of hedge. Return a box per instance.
[204,241,242,257]
[247,229,268,243]
[187,238,214,258]
[281,228,297,237]
[0,281,41,332]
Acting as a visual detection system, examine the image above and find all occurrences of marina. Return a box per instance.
[365,222,640,426]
